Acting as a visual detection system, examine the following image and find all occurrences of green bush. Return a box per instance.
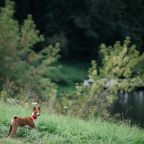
[38,121,57,133]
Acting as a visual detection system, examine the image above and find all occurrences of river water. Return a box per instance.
[118,90,144,124]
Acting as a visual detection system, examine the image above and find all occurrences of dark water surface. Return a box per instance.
[119,90,144,124]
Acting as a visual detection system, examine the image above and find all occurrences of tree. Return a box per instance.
[12,0,144,58]
[0,0,60,101]
[100,37,144,79]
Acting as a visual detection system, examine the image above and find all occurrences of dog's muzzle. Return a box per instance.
[36,113,40,116]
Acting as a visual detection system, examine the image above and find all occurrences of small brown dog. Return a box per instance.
[6,106,40,137]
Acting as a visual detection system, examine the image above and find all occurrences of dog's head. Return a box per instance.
[32,106,40,117]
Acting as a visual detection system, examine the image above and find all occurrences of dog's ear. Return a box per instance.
[33,106,36,111]
[37,106,40,110]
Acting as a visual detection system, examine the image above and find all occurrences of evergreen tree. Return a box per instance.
[0,0,60,100]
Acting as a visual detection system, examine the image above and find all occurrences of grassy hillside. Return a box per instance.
[0,102,144,144]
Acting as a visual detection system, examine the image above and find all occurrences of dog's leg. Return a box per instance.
[10,125,17,137]
[6,124,12,137]
[29,122,35,129]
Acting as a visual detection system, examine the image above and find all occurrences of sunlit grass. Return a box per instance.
[0,102,144,144]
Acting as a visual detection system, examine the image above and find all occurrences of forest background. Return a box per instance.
[0,0,144,120]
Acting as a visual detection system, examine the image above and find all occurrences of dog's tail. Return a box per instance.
[6,124,12,137]
[6,116,17,137]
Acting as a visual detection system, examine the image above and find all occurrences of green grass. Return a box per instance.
[0,102,144,144]
[45,60,89,93]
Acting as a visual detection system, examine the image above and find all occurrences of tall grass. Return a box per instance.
[0,102,144,144]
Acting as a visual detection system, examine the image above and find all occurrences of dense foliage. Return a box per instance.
[0,0,60,101]
[1,0,143,58]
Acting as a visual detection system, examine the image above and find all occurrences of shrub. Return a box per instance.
[71,37,144,119]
